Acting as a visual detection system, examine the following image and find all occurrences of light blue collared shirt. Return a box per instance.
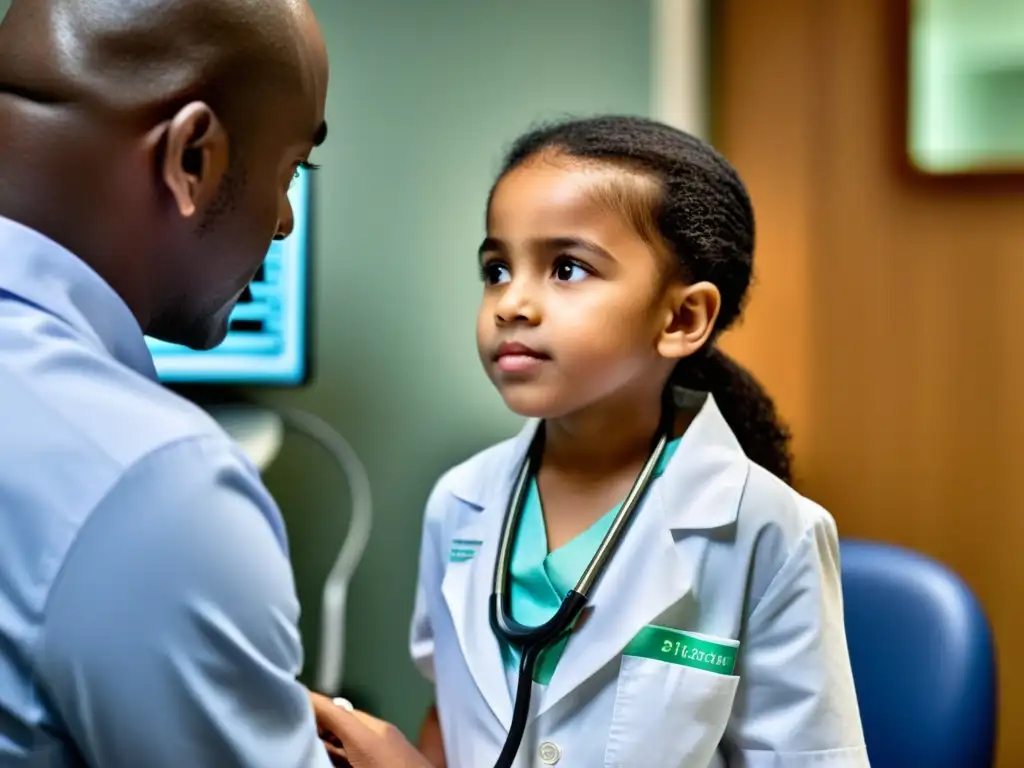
[0,216,330,767]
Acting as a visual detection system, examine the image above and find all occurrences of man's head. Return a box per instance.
[0,0,329,349]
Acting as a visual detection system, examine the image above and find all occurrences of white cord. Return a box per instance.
[277,407,373,696]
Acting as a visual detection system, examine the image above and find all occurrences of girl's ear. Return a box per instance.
[656,281,721,361]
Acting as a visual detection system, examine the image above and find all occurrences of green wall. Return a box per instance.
[0,0,652,737]
[264,0,652,736]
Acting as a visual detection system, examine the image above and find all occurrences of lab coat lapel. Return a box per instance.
[440,420,540,730]
[537,484,690,716]
[539,394,749,716]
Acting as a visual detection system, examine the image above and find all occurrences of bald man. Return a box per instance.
[0,1,427,765]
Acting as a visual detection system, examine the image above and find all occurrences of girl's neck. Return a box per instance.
[536,385,697,552]
[542,389,668,477]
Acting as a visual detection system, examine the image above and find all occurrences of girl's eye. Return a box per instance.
[481,262,511,285]
[553,259,589,283]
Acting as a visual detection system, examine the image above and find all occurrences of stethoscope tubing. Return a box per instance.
[488,408,673,768]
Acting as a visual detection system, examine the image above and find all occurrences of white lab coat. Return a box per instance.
[410,395,869,768]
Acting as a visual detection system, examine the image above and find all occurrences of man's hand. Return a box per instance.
[310,692,432,768]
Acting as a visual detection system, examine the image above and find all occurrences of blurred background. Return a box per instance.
[2,0,1021,764]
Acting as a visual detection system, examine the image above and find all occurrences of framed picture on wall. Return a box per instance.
[904,0,1024,177]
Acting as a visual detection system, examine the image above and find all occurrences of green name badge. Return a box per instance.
[449,538,483,563]
[623,625,738,675]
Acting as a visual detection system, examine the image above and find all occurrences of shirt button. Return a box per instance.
[538,741,561,765]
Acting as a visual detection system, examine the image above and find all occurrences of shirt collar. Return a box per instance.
[0,215,158,379]
[447,388,749,532]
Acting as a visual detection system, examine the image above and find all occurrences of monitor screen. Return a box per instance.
[146,167,312,386]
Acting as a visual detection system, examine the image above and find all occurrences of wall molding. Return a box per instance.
[651,0,708,138]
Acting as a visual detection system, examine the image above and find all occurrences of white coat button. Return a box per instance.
[538,741,561,765]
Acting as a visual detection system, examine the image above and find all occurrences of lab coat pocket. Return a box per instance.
[605,627,740,768]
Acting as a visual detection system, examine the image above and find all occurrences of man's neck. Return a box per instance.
[0,194,149,332]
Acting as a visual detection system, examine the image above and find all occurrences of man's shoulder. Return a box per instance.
[0,321,249,597]
[0,314,275,730]
[1,318,230,471]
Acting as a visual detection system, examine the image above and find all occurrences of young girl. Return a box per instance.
[409,116,867,768]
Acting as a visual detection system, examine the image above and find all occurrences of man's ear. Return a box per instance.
[152,102,229,219]
[656,281,722,361]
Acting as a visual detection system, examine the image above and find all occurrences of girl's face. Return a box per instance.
[477,155,680,420]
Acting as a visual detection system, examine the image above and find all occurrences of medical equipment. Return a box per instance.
[146,165,312,386]
[488,406,674,768]
[332,697,354,712]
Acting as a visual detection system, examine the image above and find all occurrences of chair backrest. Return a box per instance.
[839,539,997,767]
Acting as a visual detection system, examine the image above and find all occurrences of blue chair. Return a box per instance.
[839,539,997,767]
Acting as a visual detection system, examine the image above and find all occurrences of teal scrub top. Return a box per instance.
[500,437,682,684]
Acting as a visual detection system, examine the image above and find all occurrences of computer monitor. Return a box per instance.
[146,167,312,387]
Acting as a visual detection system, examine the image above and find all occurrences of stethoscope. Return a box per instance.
[488,399,675,768]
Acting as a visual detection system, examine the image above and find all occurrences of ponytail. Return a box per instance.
[673,347,793,484]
